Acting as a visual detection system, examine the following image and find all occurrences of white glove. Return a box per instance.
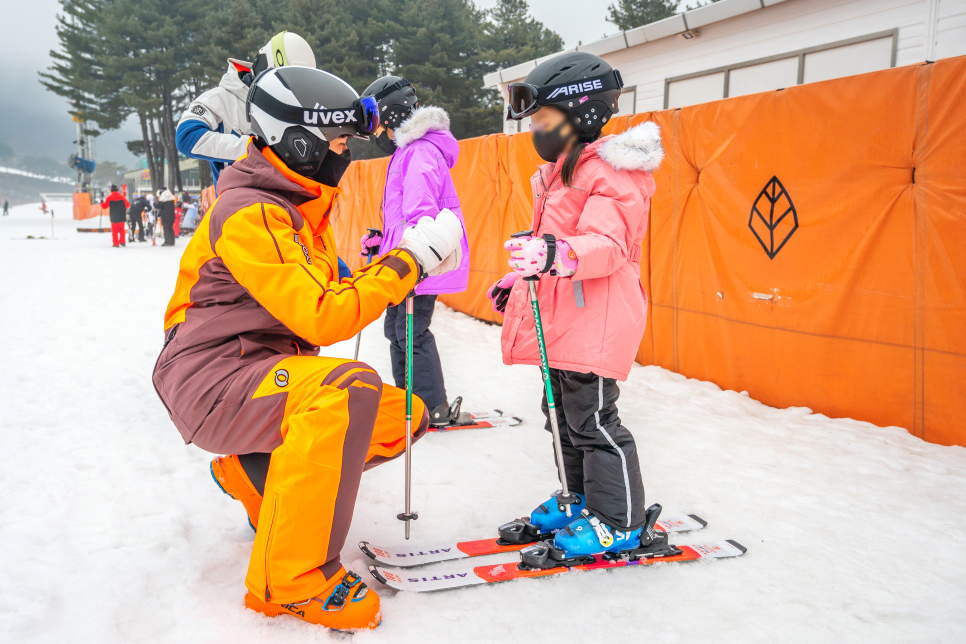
[398,209,464,277]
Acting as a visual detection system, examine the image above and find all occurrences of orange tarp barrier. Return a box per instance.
[330,56,966,447]
[199,185,216,215]
[72,192,101,220]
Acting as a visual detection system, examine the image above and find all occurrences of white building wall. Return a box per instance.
[492,0,966,134]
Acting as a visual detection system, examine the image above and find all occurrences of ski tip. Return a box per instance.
[494,409,503,415]
[688,514,708,528]
[508,416,523,426]
[368,565,388,584]
[359,541,377,560]
[726,539,747,554]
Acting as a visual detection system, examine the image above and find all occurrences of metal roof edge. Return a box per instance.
[481,0,784,87]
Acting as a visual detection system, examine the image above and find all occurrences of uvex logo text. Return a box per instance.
[303,108,357,126]
[546,79,603,99]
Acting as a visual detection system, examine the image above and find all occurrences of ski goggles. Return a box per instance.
[249,85,381,138]
[505,70,623,120]
[370,79,418,129]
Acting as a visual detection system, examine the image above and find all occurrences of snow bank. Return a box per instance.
[0,203,964,643]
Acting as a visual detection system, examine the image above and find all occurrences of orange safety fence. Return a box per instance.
[199,185,216,215]
[331,56,966,447]
[72,192,102,220]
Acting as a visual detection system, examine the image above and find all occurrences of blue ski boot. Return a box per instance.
[498,491,586,545]
[553,511,643,555]
[520,503,682,569]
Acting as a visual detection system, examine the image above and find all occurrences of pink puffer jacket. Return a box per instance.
[501,122,663,380]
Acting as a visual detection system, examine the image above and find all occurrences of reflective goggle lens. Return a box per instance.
[506,83,539,120]
[358,96,380,134]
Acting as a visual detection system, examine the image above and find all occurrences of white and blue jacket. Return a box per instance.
[176,61,252,184]
[176,60,351,280]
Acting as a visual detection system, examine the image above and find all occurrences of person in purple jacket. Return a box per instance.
[361,76,470,426]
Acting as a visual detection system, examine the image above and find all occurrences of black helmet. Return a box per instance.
[506,52,623,142]
[246,66,379,176]
[362,76,419,130]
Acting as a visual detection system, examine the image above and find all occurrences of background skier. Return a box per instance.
[488,52,665,559]
[128,194,149,242]
[153,66,463,630]
[176,31,351,280]
[156,188,176,246]
[99,184,130,247]
[361,76,470,426]
[176,31,315,184]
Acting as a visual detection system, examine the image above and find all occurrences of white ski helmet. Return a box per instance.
[247,66,380,175]
[251,31,317,76]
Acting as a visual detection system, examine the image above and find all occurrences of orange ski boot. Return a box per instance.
[209,455,263,530]
[245,570,381,631]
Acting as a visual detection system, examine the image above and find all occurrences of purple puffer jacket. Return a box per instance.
[380,106,469,295]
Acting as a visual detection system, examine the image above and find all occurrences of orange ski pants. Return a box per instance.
[244,355,427,604]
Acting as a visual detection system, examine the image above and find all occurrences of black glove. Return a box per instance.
[486,273,519,314]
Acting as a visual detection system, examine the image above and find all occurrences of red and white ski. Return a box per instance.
[427,414,523,432]
[359,514,706,567]
[368,540,746,592]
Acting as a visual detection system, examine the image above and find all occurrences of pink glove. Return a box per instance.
[504,237,578,278]
[360,229,383,257]
[486,272,519,314]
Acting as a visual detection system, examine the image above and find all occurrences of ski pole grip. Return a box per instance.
[555,490,579,508]
[366,228,381,257]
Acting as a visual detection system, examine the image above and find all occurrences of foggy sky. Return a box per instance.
[1,0,616,167]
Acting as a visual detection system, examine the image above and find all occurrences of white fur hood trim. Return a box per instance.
[597,121,664,173]
[394,106,450,149]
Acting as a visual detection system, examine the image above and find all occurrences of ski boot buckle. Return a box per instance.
[518,541,595,570]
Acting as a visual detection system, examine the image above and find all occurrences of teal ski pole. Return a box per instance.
[512,230,577,517]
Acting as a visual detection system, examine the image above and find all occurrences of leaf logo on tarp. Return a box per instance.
[749,176,798,259]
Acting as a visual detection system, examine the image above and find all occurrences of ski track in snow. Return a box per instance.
[1,202,964,643]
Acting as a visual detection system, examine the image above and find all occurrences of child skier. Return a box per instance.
[360,76,470,426]
[487,52,665,560]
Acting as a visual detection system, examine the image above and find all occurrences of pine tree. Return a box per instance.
[280,0,394,93]
[40,0,130,137]
[99,0,209,191]
[481,0,564,71]
[606,0,678,31]
[389,0,496,140]
[196,0,278,88]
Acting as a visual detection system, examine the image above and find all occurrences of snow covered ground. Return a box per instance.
[1,201,964,643]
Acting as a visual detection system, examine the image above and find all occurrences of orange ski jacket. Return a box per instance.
[153,139,419,450]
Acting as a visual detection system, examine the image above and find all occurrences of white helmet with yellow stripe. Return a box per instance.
[252,32,317,76]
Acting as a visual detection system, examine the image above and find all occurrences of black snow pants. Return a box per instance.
[129,214,144,241]
[160,214,176,246]
[384,294,447,410]
[541,369,647,531]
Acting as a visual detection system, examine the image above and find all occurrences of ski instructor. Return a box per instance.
[153,66,464,630]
